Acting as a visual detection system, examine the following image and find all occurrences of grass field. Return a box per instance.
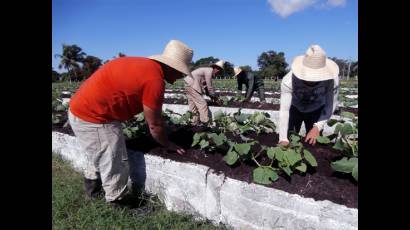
[52,154,229,230]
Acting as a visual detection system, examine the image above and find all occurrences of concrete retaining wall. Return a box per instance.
[52,131,358,230]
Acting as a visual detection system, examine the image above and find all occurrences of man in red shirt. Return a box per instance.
[68,40,193,207]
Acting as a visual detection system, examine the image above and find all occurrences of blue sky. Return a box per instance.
[52,0,357,72]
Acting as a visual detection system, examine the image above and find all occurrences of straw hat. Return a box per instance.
[149,40,194,75]
[233,67,243,77]
[291,45,339,82]
[210,60,225,70]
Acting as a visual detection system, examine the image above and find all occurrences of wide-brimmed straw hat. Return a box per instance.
[149,40,193,75]
[233,67,243,77]
[291,45,339,82]
[210,60,225,70]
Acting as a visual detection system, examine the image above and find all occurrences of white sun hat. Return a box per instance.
[233,67,243,77]
[291,45,339,82]
[210,60,225,70]
[149,39,194,75]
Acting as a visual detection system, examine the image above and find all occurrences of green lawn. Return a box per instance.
[52,154,229,230]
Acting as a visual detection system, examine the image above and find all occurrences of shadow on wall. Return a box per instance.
[127,150,147,193]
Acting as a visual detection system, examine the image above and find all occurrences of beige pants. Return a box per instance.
[185,86,209,124]
[68,110,129,202]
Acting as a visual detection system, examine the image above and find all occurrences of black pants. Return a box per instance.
[288,105,323,137]
[248,87,266,102]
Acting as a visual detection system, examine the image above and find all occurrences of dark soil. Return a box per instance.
[52,114,358,208]
[125,125,358,209]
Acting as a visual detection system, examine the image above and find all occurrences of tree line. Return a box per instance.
[53,44,358,82]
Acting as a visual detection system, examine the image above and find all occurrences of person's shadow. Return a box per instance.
[127,149,147,195]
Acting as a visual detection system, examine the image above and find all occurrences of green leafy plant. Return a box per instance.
[322,111,358,181]
[122,112,147,139]
[213,109,276,135]
[164,109,193,125]
[251,134,317,185]
[191,132,228,151]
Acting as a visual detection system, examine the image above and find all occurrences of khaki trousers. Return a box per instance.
[68,110,130,202]
[185,86,210,124]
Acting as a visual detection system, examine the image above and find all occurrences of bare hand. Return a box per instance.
[166,142,186,155]
[305,126,320,145]
[278,141,289,146]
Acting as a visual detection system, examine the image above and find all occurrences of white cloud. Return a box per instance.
[327,0,346,7]
[267,0,346,18]
[267,0,317,18]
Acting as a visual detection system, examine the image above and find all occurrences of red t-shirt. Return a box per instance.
[69,57,165,123]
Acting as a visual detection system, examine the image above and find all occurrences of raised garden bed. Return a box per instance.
[52,86,358,229]
[52,127,357,229]
[165,90,280,98]
[163,97,358,116]
[52,120,357,209]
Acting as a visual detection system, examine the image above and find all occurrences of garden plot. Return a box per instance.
[52,93,358,230]
[164,93,280,104]
[52,109,358,230]
[162,104,354,137]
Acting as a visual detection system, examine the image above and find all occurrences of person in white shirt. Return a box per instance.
[278,45,339,146]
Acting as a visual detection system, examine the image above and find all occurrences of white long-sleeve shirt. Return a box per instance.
[278,71,339,142]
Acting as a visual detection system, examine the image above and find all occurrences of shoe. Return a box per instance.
[109,192,140,209]
[84,177,103,201]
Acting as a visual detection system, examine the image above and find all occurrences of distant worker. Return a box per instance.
[184,60,225,125]
[233,67,266,103]
[278,44,339,146]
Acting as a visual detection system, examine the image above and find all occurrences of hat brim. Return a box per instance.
[233,69,243,78]
[291,55,339,82]
[210,64,224,70]
[148,55,191,76]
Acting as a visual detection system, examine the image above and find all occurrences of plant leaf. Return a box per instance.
[199,140,209,149]
[335,124,343,135]
[352,163,358,181]
[213,110,225,120]
[252,113,266,124]
[316,136,331,144]
[280,165,293,176]
[123,128,133,139]
[295,163,307,173]
[235,113,249,124]
[253,167,278,185]
[234,143,252,156]
[285,149,302,166]
[327,119,338,127]
[303,149,318,167]
[224,150,239,165]
[266,147,275,160]
[331,157,358,173]
[136,113,145,122]
[274,147,285,162]
[290,134,300,144]
[192,132,205,147]
[211,133,227,146]
[341,111,356,119]
[341,123,354,136]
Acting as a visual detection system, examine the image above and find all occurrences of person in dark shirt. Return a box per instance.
[233,67,265,103]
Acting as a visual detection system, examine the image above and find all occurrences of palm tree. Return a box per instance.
[54,44,86,82]
[81,55,103,79]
